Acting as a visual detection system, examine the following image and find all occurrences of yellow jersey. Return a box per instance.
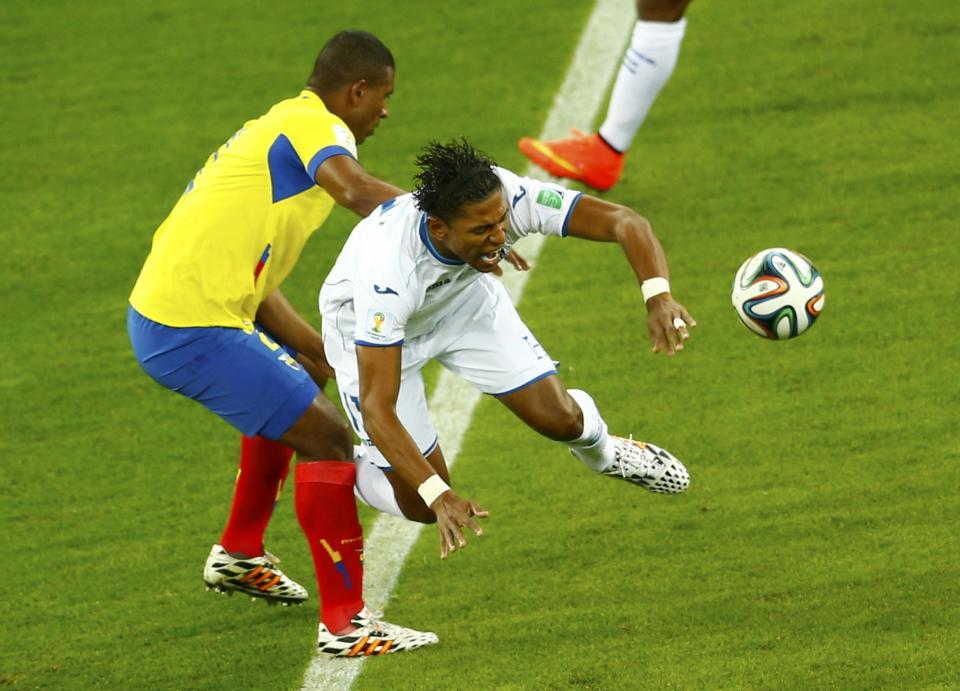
[129,90,357,328]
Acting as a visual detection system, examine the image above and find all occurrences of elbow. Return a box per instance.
[337,186,370,217]
[610,206,652,240]
[338,180,382,218]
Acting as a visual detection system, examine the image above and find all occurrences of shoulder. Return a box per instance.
[355,195,420,267]
[270,94,358,157]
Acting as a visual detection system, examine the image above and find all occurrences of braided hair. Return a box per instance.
[412,139,500,224]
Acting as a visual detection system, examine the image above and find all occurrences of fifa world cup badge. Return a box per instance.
[365,308,394,341]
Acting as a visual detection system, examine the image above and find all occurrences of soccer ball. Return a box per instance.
[731,248,824,340]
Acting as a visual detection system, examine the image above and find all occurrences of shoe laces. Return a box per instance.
[355,607,389,634]
[613,434,635,478]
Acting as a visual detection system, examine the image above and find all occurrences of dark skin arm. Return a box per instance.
[314,154,405,218]
[356,344,488,559]
[256,289,333,386]
[567,195,696,356]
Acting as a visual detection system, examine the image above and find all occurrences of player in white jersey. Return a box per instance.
[320,139,695,558]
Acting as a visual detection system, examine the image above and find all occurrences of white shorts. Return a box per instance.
[323,279,557,469]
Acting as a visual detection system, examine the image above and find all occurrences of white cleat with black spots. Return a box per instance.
[317,607,438,657]
[604,436,690,494]
[203,544,308,605]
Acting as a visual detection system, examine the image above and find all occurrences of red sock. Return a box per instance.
[219,435,294,557]
[295,461,365,634]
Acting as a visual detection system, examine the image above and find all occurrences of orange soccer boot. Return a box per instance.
[517,129,624,192]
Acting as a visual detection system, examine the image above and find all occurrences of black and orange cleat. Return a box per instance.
[316,607,438,657]
[203,544,308,606]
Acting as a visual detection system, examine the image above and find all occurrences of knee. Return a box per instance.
[403,505,437,525]
[286,397,354,461]
[395,492,437,524]
[326,418,354,460]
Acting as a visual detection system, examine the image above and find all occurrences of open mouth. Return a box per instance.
[479,249,503,267]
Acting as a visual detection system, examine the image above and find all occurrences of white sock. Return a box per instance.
[354,456,404,518]
[566,389,615,472]
[598,17,687,152]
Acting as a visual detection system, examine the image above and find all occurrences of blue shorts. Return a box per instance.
[127,306,318,439]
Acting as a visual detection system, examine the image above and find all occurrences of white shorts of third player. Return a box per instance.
[324,278,558,470]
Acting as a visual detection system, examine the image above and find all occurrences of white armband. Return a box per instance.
[417,474,451,507]
[641,277,671,303]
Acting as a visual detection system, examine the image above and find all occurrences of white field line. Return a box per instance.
[302,1,633,687]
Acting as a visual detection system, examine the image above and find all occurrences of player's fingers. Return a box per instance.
[468,502,489,518]
[439,523,457,559]
[672,316,690,341]
[651,332,665,354]
[451,519,468,548]
[490,263,503,277]
[506,250,530,271]
[463,516,484,537]
[661,327,679,356]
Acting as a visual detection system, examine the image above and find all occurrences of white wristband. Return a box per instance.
[417,474,450,507]
[641,277,671,303]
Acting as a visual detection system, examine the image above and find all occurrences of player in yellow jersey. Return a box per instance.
[128,31,438,656]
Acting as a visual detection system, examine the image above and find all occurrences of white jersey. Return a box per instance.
[319,167,582,353]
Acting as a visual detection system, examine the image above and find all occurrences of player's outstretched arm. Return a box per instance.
[357,345,489,559]
[565,196,696,356]
[315,155,406,218]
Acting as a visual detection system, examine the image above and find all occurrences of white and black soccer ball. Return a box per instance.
[731,248,824,340]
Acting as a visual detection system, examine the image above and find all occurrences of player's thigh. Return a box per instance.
[128,307,322,442]
[277,394,352,461]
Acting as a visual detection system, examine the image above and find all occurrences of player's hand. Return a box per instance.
[297,353,332,390]
[646,295,697,356]
[430,491,489,560]
[491,248,530,276]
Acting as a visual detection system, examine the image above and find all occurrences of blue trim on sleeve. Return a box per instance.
[491,369,559,398]
[422,436,439,457]
[267,134,315,203]
[306,145,355,181]
[561,192,583,237]
[355,338,405,348]
[419,213,464,266]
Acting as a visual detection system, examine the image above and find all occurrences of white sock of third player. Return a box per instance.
[566,389,616,472]
[598,17,687,153]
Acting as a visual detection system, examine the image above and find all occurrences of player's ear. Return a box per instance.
[426,215,448,241]
[348,79,367,104]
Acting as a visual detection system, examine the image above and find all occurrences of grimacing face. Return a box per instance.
[429,187,509,273]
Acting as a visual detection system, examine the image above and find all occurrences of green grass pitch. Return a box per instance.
[2,0,958,688]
